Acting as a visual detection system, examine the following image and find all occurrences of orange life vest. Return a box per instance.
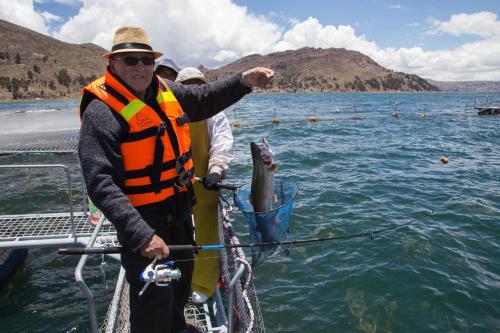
[80,68,195,207]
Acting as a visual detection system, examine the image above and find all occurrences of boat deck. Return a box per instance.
[477,107,500,115]
[473,95,500,116]
[0,212,117,249]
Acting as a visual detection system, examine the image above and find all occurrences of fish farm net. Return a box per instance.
[218,201,265,333]
[233,177,298,266]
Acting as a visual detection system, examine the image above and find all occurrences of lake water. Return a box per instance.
[0,92,499,332]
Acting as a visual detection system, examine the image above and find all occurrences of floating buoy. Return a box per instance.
[272,108,280,124]
[233,108,241,128]
[308,115,317,123]
[392,112,398,118]
[420,113,427,118]
[439,156,449,164]
[336,107,341,113]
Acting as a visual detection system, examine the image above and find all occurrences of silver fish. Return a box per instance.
[250,137,278,213]
[249,138,280,265]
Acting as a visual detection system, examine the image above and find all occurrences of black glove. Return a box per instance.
[202,172,222,191]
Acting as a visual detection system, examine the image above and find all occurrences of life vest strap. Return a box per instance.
[124,150,192,179]
[175,156,192,186]
[151,122,167,193]
[123,127,158,143]
[100,83,129,105]
[124,168,194,195]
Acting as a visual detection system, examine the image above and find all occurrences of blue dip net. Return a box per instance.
[234,177,298,266]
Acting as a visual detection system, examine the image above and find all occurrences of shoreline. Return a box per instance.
[1,90,499,103]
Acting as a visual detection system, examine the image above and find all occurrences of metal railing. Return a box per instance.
[0,164,83,249]
[474,95,493,109]
[75,213,120,333]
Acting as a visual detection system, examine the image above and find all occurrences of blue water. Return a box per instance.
[0,93,499,332]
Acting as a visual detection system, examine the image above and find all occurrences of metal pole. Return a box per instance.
[75,214,107,333]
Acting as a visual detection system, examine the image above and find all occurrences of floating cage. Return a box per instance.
[233,177,298,266]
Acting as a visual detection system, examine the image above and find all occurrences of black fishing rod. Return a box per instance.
[58,204,442,256]
[60,179,464,256]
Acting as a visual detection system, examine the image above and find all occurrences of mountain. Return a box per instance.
[203,47,439,92]
[0,19,107,100]
[0,19,438,101]
[427,80,500,93]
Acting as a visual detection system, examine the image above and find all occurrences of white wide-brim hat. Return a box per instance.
[175,67,208,83]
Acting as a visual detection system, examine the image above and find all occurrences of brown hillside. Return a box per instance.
[204,47,438,92]
[0,19,107,100]
[0,19,438,100]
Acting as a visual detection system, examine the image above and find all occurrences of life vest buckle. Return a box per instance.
[176,114,190,126]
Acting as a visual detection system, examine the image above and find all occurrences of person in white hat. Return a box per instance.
[78,26,274,333]
[170,67,232,304]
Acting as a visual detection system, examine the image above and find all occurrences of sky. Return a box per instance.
[1,0,500,81]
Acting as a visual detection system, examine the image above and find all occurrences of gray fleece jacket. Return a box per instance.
[79,72,251,252]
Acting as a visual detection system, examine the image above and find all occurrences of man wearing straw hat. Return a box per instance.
[78,26,274,333]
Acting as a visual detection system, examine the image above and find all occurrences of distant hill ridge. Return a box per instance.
[203,47,439,92]
[428,80,500,93]
[0,19,450,100]
[0,19,106,100]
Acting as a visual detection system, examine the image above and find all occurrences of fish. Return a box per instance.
[250,137,278,213]
[249,137,280,265]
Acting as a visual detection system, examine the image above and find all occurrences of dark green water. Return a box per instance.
[0,93,499,332]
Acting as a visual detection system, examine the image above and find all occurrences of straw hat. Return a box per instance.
[175,67,208,84]
[102,26,163,60]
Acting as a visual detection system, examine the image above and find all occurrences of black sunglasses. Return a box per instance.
[117,56,155,66]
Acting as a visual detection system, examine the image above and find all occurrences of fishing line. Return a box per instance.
[59,180,466,259]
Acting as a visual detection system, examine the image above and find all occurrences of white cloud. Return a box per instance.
[40,10,63,23]
[428,11,500,37]
[0,0,48,34]
[267,16,500,80]
[1,1,500,81]
[54,0,282,67]
[387,4,402,10]
[272,17,379,54]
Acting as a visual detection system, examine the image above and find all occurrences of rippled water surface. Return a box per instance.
[0,93,499,332]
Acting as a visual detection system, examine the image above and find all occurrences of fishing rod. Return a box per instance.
[59,181,464,256]
[57,210,431,255]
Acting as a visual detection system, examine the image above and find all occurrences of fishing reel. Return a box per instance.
[138,258,182,296]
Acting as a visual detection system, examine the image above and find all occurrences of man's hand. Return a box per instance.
[242,67,274,88]
[141,234,169,259]
[202,172,222,191]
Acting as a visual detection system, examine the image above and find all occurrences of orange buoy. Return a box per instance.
[308,115,317,123]
[439,156,449,164]
[233,121,241,127]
